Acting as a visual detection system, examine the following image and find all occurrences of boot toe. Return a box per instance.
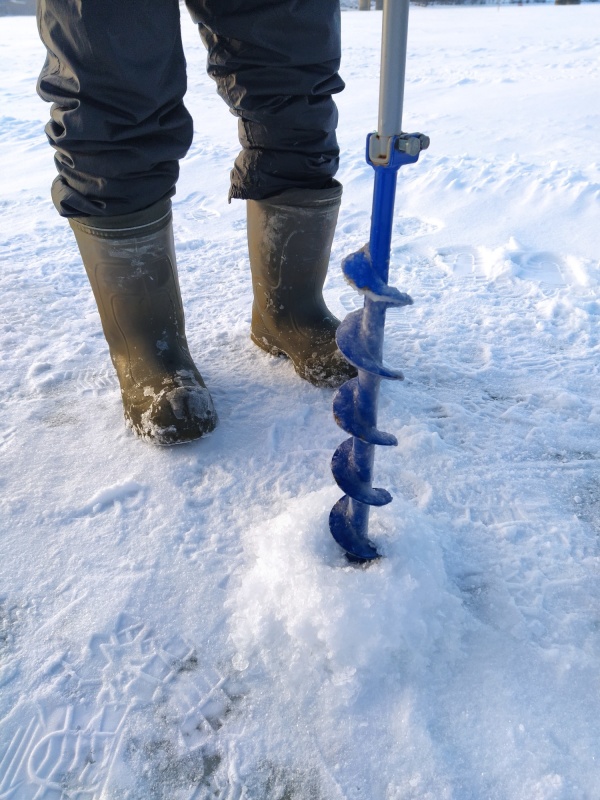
[127,383,218,445]
[301,348,357,389]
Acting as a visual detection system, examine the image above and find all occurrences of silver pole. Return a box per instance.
[377,0,410,138]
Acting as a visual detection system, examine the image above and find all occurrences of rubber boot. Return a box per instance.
[70,199,217,445]
[247,182,356,388]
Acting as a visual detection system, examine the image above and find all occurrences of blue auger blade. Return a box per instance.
[329,134,428,562]
[331,439,393,507]
[328,0,429,563]
[343,247,414,308]
[333,378,398,446]
[336,310,405,380]
[330,496,381,562]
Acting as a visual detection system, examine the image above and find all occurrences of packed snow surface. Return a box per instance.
[1,6,600,799]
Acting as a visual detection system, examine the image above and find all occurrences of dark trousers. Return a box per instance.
[36,0,343,217]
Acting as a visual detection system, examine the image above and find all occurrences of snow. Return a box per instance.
[1,5,600,798]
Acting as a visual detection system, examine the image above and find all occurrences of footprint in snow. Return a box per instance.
[0,613,247,800]
[0,426,17,452]
[393,216,441,240]
[509,250,568,287]
[73,480,146,519]
[435,245,487,280]
[26,361,117,396]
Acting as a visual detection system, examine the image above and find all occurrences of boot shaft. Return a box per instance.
[70,198,217,443]
[70,199,190,380]
[246,182,356,388]
[247,182,343,328]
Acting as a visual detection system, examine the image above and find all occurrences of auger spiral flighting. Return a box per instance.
[329,0,429,563]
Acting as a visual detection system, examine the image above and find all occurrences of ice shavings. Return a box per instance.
[228,490,465,698]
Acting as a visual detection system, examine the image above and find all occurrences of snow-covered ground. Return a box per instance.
[1,6,600,799]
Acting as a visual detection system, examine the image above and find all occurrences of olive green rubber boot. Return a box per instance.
[70,199,217,445]
[247,182,356,388]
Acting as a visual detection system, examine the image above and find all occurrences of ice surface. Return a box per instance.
[1,6,600,799]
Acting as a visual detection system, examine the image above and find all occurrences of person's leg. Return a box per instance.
[36,0,217,442]
[186,0,343,201]
[37,0,192,217]
[186,0,355,387]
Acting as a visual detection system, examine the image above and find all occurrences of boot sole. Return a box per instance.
[251,330,315,383]
[250,330,354,389]
[250,330,287,359]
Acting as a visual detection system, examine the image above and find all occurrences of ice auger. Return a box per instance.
[329,0,429,562]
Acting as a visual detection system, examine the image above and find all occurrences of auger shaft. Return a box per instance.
[329,0,429,562]
[378,0,409,138]
[342,164,400,547]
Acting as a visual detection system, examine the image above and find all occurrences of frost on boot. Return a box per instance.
[70,200,218,445]
[125,373,217,446]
